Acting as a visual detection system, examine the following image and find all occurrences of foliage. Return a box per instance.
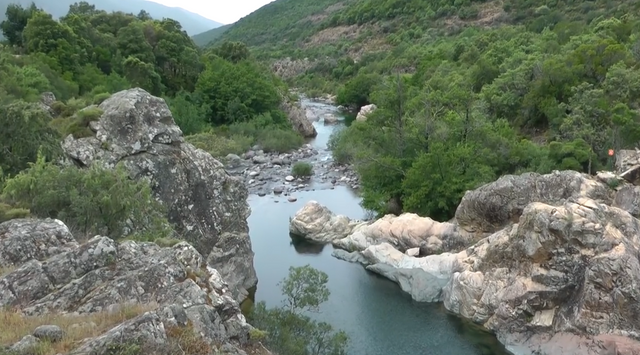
[291,162,314,178]
[248,265,348,355]
[1,154,174,240]
[0,100,61,176]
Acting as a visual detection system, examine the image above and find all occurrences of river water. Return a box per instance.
[246,100,509,355]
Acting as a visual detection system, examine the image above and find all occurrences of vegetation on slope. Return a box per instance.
[214,0,640,221]
[192,23,232,47]
[0,0,223,35]
[0,1,306,232]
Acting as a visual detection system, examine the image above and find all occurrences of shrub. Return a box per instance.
[1,154,174,241]
[93,92,111,105]
[0,100,62,176]
[291,162,313,177]
[186,131,253,157]
[62,107,103,138]
[258,128,304,153]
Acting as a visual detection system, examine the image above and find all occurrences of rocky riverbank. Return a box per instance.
[288,166,640,355]
[225,99,360,197]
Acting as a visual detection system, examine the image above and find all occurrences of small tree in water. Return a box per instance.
[249,265,348,355]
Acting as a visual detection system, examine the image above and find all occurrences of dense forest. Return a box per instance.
[0,1,306,224]
[210,0,640,220]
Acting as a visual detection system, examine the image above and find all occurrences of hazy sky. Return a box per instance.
[148,0,275,24]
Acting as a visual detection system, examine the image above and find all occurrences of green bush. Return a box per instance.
[62,106,103,138]
[258,128,304,153]
[1,154,174,240]
[186,131,253,157]
[93,92,111,105]
[291,162,313,177]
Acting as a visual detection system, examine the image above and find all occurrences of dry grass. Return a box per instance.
[0,303,157,354]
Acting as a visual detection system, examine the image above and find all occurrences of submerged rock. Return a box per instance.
[61,88,256,301]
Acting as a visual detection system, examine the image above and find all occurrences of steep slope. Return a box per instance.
[0,0,223,35]
[192,23,232,47]
[212,0,639,58]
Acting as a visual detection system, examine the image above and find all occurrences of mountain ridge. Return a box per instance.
[0,0,223,35]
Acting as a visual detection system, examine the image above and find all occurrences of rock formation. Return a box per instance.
[289,169,640,354]
[355,104,376,121]
[0,218,262,354]
[61,88,257,302]
[280,99,317,138]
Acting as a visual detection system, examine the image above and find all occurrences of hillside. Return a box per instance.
[213,0,640,220]
[0,0,223,35]
[192,23,232,46]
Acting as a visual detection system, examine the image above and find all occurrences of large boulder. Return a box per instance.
[444,197,640,354]
[0,218,78,267]
[289,201,363,242]
[0,218,256,354]
[455,170,612,235]
[280,99,317,138]
[289,201,465,254]
[61,88,256,301]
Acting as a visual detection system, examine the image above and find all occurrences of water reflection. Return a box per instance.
[290,234,326,255]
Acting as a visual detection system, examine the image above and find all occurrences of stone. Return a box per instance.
[33,325,64,342]
[0,219,255,354]
[285,175,295,182]
[280,99,317,138]
[455,170,612,235]
[289,201,364,243]
[10,335,39,352]
[0,218,78,267]
[287,197,297,202]
[60,88,256,302]
[356,104,376,121]
[405,247,420,257]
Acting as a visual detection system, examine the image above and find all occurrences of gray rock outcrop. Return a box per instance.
[61,88,257,301]
[290,170,640,354]
[281,99,317,138]
[0,218,259,354]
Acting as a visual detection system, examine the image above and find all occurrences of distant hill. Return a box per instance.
[0,0,223,35]
[192,24,232,47]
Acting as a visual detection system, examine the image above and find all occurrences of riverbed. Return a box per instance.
[246,100,509,355]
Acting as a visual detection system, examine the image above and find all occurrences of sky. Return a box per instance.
[148,0,275,24]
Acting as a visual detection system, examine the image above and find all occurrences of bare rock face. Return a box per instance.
[0,218,78,267]
[281,99,317,138]
[289,200,361,242]
[444,197,640,354]
[61,88,257,301]
[355,104,376,122]
[455,170,612,235]
[0,218,255,354]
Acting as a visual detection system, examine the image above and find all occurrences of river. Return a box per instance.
[246,100,509,355]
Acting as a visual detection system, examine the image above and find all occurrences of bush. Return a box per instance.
[291,162,313,177]
[258,128,304,153]
[93,92,111,105]
[248,265,348,355]
[1,154,174,240]
[62,106,103,138]
[0,100,62,176]
[186,131,253,157]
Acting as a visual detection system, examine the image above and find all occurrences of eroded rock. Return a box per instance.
[0,218,254,354]
[61,88,256,301]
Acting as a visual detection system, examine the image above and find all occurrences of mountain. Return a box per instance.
[192,23,232,47]
[211,0,639,57]
[0,0,223,35]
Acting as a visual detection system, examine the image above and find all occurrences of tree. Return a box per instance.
[0,100,61,176]
[249,265,348,355]
[212,41,251,63]
[0,2,38,48]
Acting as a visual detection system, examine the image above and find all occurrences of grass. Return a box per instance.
[291,162,313,177]
[0,303,156,354]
